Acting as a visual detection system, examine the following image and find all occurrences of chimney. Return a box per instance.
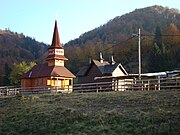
[99,52,104,63]
[89,57,92,64]
[109,56,115,65]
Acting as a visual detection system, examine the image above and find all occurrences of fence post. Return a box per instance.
[158,76,161,90]
[6,87,8,95]
[148,80,150,91]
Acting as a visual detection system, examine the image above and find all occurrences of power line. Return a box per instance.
[102,36,136,53]
[102,34,180,53]
[141,34,180,37]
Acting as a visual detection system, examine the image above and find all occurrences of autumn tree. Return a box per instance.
[148,24,180,72]
[9,61,36,85]
[162,23,180,69]
[163,23,180,46]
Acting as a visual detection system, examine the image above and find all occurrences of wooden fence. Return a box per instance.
[73,76,180,92]
[0,86,72,96]
[0,86,20,96]
[0,76,180,96]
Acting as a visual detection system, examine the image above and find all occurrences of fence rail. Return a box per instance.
[73,76,180,93]
[0,77,180,96]
[0,86,72,96]
[0,86,20,96]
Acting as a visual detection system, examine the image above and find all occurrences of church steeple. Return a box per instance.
[46,20,68,66]
[49,20,63,49]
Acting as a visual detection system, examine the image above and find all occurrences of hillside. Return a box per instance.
[64,5,180,74]
[1,5,180,86]
[0,29,49,85]
[0,91,179,134]
[66,5,180,47]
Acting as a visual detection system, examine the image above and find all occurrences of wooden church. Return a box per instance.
[21,21,75,92]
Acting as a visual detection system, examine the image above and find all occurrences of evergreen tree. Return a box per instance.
[148,26,167,72]
[3,63,12,85]
[155,26,162,47]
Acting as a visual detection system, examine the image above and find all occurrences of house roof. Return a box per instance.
[48,20,63,49]
[76,65,90,76]
[93,60,118,75]
[76,59,128,77]
[21,63,75,79]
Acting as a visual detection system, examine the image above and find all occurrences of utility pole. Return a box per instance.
[132,29,141,79]
[138,28,141,79]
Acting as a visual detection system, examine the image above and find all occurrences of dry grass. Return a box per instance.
[0,90,180,134]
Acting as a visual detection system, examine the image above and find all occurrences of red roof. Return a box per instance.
[21,63,75,79]
[48,20,63,49]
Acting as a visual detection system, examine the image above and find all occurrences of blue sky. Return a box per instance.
[0,0,179,44]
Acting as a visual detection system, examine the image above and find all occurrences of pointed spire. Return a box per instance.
[49,20,63,49]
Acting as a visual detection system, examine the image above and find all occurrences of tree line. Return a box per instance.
[1,24,180,86]
[0,29,48,86]
[1,5,180,86]
[65,24,180,75]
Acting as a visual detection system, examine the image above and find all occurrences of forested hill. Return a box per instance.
[64,5,180,75]
[0,29,48,85]
[65,5,180,47]
[1,5,180,86]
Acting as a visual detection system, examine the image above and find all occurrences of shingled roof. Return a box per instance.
[46,54,68,61]
[21,63,75,79]
[48,20,63,49]
[76,59,128,77]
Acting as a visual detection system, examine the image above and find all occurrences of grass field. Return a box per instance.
[0,90,180,135]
